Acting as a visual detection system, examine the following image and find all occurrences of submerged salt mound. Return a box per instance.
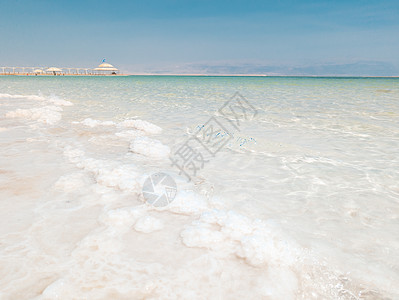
[134,216,164,233]
[48,96,73,107]
[181,209,303,267]
[54,172,93,192]
[0,92,73,106]
[95,164,140,191]
[119,119,163,135]
[78,118,116,128]
[74,118,162,135]
[129,136,170,159]
[6,105,63,125]
[0,93,46,101]
[115,130,145,139]
[63,147,85,163]
[100,207,147,229]
[72,118,115,128]
[63,146,141,192]
[167,190,210,215]
[2,92,73,125]
[80,159,140,192]
[40,206,164,299]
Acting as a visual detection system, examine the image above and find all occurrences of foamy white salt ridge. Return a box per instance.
[74,118,162,135]
[119,119,163,134]
[115,129,145,139]
[129,136,170,159]
[47,96,73,106]
[63,146,141,192]
[63,140,302,272]
[75,118,116,128]
[0,92,73,106]
[6,105,63,125]
[62,124,302,277]
[181,210,303,267]
[43,147,283,299]
[3,93,73,125]
[0,93,46,101]
[37,194,288,299]
[166,190,211,215]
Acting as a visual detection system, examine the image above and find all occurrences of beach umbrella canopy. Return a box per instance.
[46,67,62,72]
[94,62,118,71]
[34,69,44,73]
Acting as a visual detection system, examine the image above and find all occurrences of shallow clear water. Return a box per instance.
[0,75,398,299]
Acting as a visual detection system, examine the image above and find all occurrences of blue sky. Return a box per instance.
[0,0,398,75]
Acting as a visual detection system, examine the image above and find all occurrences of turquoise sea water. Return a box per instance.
[0,76,398,299]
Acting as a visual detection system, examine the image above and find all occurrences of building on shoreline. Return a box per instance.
[0,61,120,76]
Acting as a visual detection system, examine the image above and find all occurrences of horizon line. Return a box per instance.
[1,73,399,78]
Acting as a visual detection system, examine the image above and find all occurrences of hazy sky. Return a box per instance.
[1,0,398,75]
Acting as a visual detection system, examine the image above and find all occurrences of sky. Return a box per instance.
[0,0,398,75]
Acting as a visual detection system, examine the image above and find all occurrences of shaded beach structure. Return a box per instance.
[0,61,121,75]
[46,67,62,75]
[93,62,119,75]
[33,69,44,75]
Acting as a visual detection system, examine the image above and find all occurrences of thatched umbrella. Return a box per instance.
[94,62,119,75]
[46,67,62,75]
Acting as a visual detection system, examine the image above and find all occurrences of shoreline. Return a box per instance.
[0,73,129,76]
[1,73,398,78]
[128,74,399,78]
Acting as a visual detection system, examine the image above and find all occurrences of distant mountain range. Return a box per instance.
[139,61,399,76]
